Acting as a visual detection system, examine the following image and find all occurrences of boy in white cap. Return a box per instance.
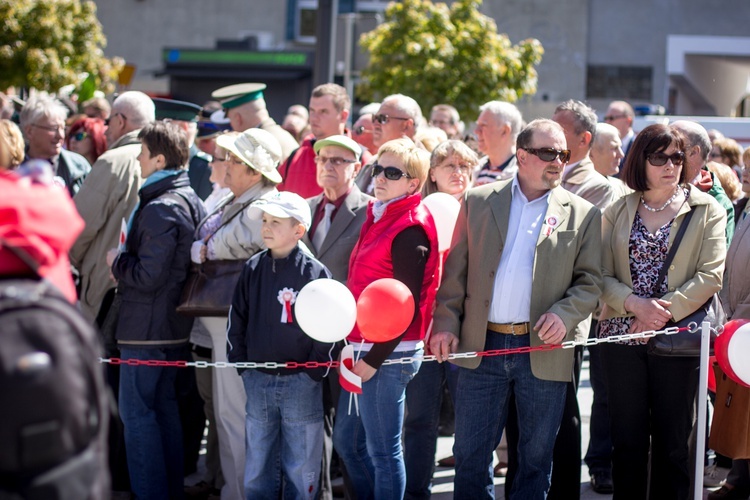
[226,191,334,499]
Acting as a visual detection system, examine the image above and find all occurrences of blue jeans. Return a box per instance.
[404,358,459,499]
[119,347,184,500]
[333,348,422,500]
[241,370,324,500]
[453,333,566,500]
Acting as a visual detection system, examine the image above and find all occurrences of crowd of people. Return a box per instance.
[1,82,749,500]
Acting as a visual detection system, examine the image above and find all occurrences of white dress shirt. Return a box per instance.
[488,177,549,323]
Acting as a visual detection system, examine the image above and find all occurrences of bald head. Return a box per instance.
[671,120,710,180]
[590,123,624,177]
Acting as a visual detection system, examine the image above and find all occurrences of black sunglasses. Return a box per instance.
[522,147,571,163]
[373,114,409,125]
[647,151,685,167]
[104,112,126,126]
[371,163,412,180]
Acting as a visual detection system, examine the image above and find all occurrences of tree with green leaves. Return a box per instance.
[0,0,122,99]
[358,0,543,120]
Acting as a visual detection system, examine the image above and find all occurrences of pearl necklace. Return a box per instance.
[641,187,680,212]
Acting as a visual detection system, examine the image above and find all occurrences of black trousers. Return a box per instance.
[602,343,699,500]
[506,346,582,499]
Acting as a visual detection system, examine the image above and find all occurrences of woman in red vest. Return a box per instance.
[333,138,440,499]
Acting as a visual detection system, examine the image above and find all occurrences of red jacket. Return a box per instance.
[0,170,84,303]
[347,193,440,343]
[277,134,320,198]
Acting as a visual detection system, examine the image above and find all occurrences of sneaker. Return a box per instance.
[590,470,614,494]
[705,464,732,488]
[708,484,750,500]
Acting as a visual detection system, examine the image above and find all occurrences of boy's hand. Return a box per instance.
[352,359,376,383]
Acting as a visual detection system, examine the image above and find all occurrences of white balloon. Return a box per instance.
[296,279,357,343]
[423,192,461,252]
[728,324,750,386]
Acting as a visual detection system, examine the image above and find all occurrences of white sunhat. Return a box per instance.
[215,128,283,183]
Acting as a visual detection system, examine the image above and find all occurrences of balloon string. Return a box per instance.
[323,343,335,378]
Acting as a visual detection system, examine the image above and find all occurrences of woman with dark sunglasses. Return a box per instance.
[598,123,726,499]
[333,138,440,499]
[65,116,107,166]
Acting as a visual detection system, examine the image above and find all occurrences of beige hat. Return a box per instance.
[215,128,282,183]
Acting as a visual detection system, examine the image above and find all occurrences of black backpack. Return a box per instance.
[0,244,109,499]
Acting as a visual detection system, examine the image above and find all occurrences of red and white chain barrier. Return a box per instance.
[99,324,697,369]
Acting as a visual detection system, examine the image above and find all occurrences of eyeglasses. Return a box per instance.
[708,152,723,160]
[522,147,571,163]
[353,125,371,136]
[105,113,126,126]
[373,114,410,125]
[603,114,627,122]
[437,162,471,174]
[647,151,685,166]
[71,131,88,142]
[211,155,228,162]
[32,123,64,133]
[371,163,412,180]
[315,156,357,167]
[430,119,454,127]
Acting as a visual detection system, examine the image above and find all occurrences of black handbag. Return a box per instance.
[646,209,726,356]
[176,196,249,317]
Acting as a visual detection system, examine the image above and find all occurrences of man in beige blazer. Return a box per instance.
[430,119,602,499]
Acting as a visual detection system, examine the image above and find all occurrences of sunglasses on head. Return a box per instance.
[647,151,685,167]
[371,163,412,180]
[373,114,409,125]
[523,147,571,163]
[71,131,88,141]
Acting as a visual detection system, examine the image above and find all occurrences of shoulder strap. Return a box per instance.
[654,208,695,292]
[203,197,255,244]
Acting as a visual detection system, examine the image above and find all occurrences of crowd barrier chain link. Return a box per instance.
[100,324,698,369]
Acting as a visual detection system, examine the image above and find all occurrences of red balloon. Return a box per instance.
[714,319,750,388]
[356,278,415,343]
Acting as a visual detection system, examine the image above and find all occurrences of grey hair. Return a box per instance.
[478,101,523,142]
[382,94,423,128]
[431,104,460,124]
[554,99,597,140]
[19,94,69,128]
[671,120,711,162]
[112,91,155,128]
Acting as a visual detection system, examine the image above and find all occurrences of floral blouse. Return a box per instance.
[599,210,674,345]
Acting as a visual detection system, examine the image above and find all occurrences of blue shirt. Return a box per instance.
[489,177,550,323]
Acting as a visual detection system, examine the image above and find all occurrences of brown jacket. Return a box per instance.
[433,180,603,382]
[720,211,750,320]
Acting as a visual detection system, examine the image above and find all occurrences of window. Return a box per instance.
[586,65,653,100]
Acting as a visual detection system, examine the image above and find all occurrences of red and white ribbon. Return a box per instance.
[277,288,297,323]
[339,344,362,394]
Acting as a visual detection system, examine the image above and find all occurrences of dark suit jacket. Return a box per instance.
[58,149,91,197]
[188,145,213,201]
[433,180,603,382]
[302,186,372,284]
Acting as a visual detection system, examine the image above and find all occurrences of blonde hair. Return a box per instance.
[377,138,431,190]
[413,126,448,153]
[0,119,26,169]
[706,161,742,201]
